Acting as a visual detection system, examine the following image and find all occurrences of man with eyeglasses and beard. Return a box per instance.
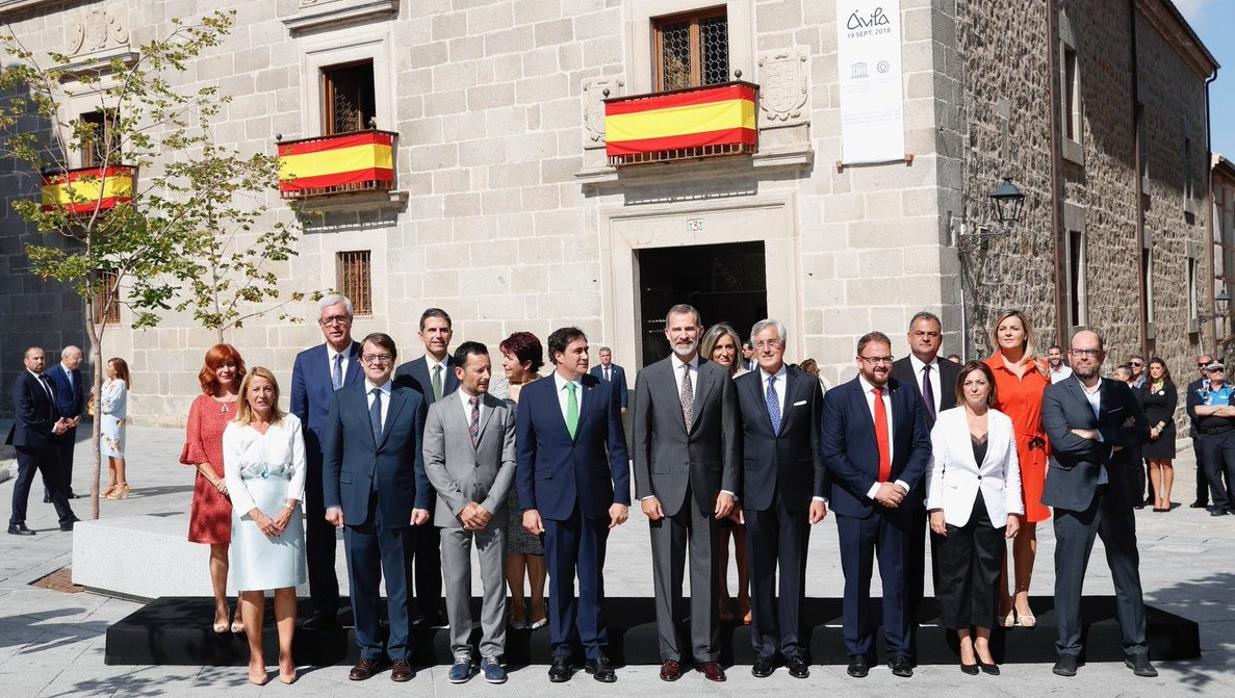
[1185,354,1214,509]
[1190,359,1235,517]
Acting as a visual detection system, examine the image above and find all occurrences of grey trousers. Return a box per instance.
[440,525,507,660]
[1052,491,1148,658]
[648,490,720,663]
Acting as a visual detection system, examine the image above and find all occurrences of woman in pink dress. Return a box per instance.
[180,343,247,633]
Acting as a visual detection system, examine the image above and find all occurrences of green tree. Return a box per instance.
[0,10,307,518]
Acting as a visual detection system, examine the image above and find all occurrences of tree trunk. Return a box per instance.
[87,318,104,520]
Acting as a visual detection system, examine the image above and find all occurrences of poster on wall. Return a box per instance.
[835,0,906,164]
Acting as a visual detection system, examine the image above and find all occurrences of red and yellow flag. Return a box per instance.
[605,83,757,158]
[278,131,395,195]
[40,165,136,214]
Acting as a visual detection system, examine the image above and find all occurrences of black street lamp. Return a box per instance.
[990,176,1026,228]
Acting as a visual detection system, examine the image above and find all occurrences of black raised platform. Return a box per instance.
[105,595,1199,667]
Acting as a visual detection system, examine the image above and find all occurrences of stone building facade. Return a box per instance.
[0,0,1218,424]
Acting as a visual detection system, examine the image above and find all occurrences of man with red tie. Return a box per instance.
[820,331,931,679]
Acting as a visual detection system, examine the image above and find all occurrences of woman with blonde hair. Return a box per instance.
[983,310,1051,628]
[223,367,307,685]
[99,357,131,499]
[701,322,749,624]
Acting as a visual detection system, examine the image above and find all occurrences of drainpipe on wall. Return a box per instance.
[1047,1,1066,346]
[1131,0,1148,355]
[1205,67,1219,352]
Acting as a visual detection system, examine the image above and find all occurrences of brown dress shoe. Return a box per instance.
[349,657,384,681]
[697,661,727,682]
[659,659,682,681]
[391,659,415,682]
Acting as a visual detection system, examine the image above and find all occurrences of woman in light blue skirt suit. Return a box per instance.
[99,357,131,499]
[223,367,307,686]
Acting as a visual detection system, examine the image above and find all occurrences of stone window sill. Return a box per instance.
[576,145,813,186]
[289,189,408,214]
[282,0,399,35]
[1062,137,1084,167]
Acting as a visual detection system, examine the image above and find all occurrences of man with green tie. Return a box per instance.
[394,308,459,628]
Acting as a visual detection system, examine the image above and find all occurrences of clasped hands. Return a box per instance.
[250,505,296,540]
[873,481,905,508]
[458,502,493,530]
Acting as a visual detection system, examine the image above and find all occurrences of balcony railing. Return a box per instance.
[40,164,137,215]
[604,81,758,167]
[278,129,397,200]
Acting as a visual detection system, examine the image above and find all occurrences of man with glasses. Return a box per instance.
[290,294,363,630]
[1041,328,1153,678]
[1190,359,1235,517]
[822,331,931,679]
[1185,355,1214,508]
[323,333,431,683]
[735,319,827,679]
[1128,356,1147,389]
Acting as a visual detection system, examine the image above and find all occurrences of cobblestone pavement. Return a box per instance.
[0,422,1232,696]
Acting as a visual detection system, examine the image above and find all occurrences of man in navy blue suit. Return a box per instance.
[516,326,630,683]
[290,294,363,630]
[588,346,628,414]
[734,319,827,680]
[7,347,78,535]
[323,333,431,683]
[43,345,84,501]
[821,331,931,679]
[393,307,459,627]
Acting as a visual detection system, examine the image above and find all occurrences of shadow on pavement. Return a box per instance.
[1147,570,1235,692]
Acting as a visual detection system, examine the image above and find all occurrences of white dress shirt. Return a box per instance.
[365,378,392,426]
[908,354,942,416]
[601,363,613,382]
[1079,379,1109,485]
[671,353,699,396]
[859,375,910,498]
[759,365,788,417]
[60,361,74,391]
[553,371,583,422]
[458,386,484,424]
[1050,364,1073,384]
[326,344,349,385]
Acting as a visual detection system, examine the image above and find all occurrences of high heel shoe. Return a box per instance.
[1015,608,1037,628]
[248,669,269,686]
[103,484,118,498]
[979,660,1000,675]
[106,483,130,500]
[1000,609,1016,627]
[961,662,979,675]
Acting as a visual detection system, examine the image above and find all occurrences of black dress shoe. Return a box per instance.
[1053,655,1078,677]
[43,496,52,504]
[1190,500,1209,508]
[548,656,573,682]
[584,656,616,682]
[1125,654,1158,677]
[846,655,869,678]
[889,655,913,677]
[301,611,339,630]
[60,517,80,532]
[751,655,775,678]
[7,524,35,536]
[786,654,810,679]
[1210,508,1230,517]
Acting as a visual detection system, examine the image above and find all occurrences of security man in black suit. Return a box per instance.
[7,347,79,535]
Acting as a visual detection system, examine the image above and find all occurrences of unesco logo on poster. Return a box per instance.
[846,6,893,38]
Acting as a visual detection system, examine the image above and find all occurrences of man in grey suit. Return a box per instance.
[632,304,739,684]
[1041,327,1155,679]
[423,341,515,685]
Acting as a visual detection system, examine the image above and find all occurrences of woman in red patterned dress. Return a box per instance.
[181,344,247,633]
[984,310,1051,629]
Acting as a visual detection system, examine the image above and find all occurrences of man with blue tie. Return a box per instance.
[734,319,827,680]
[290,294,363,630]
[43,346,85,501]
[516,326,630,683]
[394,307,458,627]
[323,333,431,683]
[7,347,78,535]
[589,347,628,414]
[821,331,931,679]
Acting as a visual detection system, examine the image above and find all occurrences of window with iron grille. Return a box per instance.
[321,61,376,135]
[337,251,372,316]
[94,270,120,325]
[81,110,118,167]
[652,8,729,92]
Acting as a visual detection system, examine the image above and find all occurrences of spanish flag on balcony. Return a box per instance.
[40,165,136,215]
[278,130,396,198]
[604,82,758,161]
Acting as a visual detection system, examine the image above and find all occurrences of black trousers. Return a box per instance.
[745,495,810,660]
[1197,431,1235,511]
[11,445,76,527]
[932,496,1004,630]
[304,452,339,618]
[408,524,443,619]
[1193,436,1210,505]
[43,428,77,498]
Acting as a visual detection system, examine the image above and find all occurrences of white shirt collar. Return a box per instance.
[364,378,392,394]
[425,354,447,373]
[908,353,938,373]
[554,371,582,392]
[858,374,889,394]
[759,364,787,382]
[326,342,351,361]
[671,353,700,371]
[27,368,45,381]
[458,387,482,405]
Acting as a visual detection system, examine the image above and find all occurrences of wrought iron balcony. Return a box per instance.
[604,81,758,167]
[277,129,397,200]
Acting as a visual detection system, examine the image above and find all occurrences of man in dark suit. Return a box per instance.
[890,311,959,659]
[632,304,738,683]
[393,307,458,626]
[1041,327,1154,678]
[290,294,363,629]
[821,331,931,679]
[734,319,827,680]
[323,333,431,683]
[43,345,85,501]
[516,326,630,683]
[589,347,628,414]
[1185,353,1213,508]
[7,347,78,535]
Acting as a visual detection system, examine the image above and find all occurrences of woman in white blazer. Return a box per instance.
[926,361,1024,676]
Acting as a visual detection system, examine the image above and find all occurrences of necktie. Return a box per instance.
[921,364,936,421]
[565,382,579,439]
[432,364,444,401]
[39,375,57,420]
[469,395,480,447]
[680,363,694,428]
[872,387,891,482]
[332,353,344,390]
[766,374,781,433]
[369,388,383,442]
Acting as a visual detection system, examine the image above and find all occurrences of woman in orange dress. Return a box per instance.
[180,344,247,633]
[984,310,1051,628]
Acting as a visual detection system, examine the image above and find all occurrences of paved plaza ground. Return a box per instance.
[1,421,1233,696]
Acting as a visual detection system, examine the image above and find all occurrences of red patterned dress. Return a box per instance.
[180,393,235,544]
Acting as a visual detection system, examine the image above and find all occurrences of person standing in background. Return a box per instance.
[1186,355,1213,508]
[1047,345,1072,384]
[589,347,629,414]
[43,345,85,501]
[99,358,131,499]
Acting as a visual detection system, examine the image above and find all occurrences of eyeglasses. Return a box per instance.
[361,354,393,365]
[1130,361,1143,367]
[857,355,894,365]
[1199,363,1212,369]
[753,339,783,350]
[319,315,351,326]
[1068,349,1101,358]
